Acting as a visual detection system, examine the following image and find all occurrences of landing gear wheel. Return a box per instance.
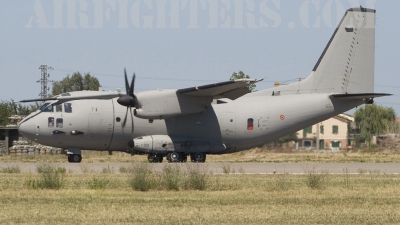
[68,154,82,163]
[167,152,181,163]
[190,153,206,163]
[148,154,163,163]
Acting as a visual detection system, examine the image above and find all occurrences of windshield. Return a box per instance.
[39,103,50,111]
[39,102,53,112]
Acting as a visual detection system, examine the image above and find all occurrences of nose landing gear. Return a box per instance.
[68,154,82,163]
[67,147,82,163]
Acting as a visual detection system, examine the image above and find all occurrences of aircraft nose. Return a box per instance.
[18,119,37,140]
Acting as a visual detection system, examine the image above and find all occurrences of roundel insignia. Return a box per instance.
[280,115,285,120]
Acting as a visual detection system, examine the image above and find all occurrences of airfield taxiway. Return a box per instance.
[2,162,400,174]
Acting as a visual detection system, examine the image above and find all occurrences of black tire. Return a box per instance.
[68,154,82,163]
[190,153,206,163]
[168,152,181,163]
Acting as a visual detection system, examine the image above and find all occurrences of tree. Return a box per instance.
[52,72,100,96]
[354,104,399,145]
[230,71,256,92]
[0,100,39,126]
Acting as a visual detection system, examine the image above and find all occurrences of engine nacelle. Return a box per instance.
[134,89,212,119]
[133,135,226,154]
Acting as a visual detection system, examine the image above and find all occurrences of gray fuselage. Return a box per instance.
[19,91,363,154]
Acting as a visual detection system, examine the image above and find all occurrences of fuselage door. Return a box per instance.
[220,112,236,148]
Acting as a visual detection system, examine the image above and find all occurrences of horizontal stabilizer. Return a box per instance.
[331,93,391,100]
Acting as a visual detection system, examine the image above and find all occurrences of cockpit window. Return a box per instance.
[40,103,49,111]
[40,103,53,112]
[55,104,62,112]
[61,93,71,96]
[56,118,63,128]
[48,117,54,127]
[64,103,72,113]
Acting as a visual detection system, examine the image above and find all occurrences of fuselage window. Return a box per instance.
[247,118,254,131]
[48,117,54,127]
[64,103,72,113]
[55,104,62,112]
[56,118,63,128]
[41,103,53,112]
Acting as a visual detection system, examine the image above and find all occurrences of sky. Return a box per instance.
[0,0,399,115]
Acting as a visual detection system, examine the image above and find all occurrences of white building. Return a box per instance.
[296,114,354,151]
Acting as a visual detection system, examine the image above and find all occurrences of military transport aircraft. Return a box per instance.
[18,7,389,163]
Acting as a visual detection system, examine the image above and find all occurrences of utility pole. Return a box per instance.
[37,65,54,99]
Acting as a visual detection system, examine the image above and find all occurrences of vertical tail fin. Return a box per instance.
[268,7,376,95]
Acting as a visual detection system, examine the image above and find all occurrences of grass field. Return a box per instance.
[2,148,400,163]
[0,163,400,224]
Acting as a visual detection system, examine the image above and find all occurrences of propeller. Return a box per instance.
[117,68,138,132]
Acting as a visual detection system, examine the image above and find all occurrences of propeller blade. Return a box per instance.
[129,73,135,97]
[118,68,138,109]
[129,107,134,133]
[122,107,128,128]
[124,68,129,95]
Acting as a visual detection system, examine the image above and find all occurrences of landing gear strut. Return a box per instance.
[68,154,82,163]
[147,154,163,163]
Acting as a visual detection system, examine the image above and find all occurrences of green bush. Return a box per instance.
[26,163,65,189]
[184,164,208,190]
[305,169,326,189]
[128,163,156,191]
[161,164,181,191]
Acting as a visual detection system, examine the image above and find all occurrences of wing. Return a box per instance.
[178,79,262,100]
[18,92,123,103]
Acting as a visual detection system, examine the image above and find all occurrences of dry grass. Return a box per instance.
[0,169,400,224]
[2,148,400,163]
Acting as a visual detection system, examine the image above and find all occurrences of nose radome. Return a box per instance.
[18,120,36,140]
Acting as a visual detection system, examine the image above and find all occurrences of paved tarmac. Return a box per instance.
[1,162,400,174]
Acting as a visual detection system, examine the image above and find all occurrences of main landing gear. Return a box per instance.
[190,153,206,163]
[146,152,207,163]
